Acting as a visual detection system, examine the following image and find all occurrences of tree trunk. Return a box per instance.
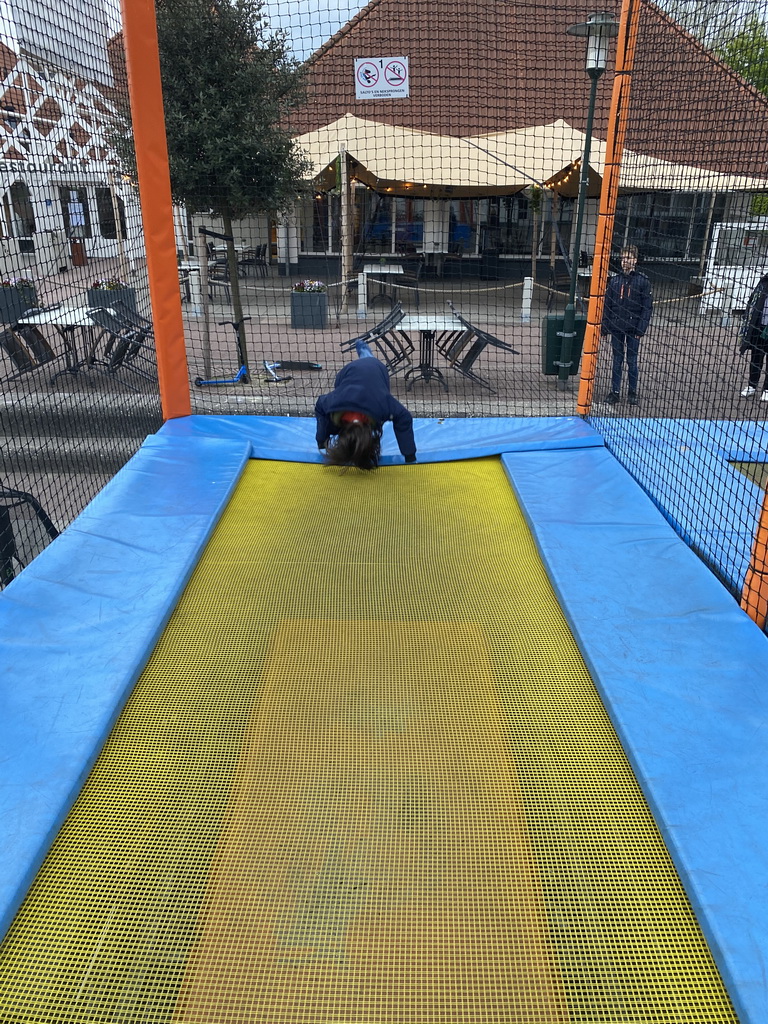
[222,207,250,381]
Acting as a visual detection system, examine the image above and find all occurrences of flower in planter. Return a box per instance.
[91,278,129,290]
[2,276,35,288]
[292,279,327,293]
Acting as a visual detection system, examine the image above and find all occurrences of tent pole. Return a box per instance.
[340,148,352,313]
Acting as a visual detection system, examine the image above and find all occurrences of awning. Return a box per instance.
[474,120,768,194]
[296,114,768,197]
[296,114,529,197]
[469,120,607,196]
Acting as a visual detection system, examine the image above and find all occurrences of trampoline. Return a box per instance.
[1,416,767,1024]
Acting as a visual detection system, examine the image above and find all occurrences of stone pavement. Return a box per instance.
[1,256,763,582]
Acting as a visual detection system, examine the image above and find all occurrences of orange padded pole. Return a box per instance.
[741,499,768,629]
[120,0,191,419]
[577,0,641,416]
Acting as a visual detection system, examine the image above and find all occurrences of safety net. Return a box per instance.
[2,0,768,632]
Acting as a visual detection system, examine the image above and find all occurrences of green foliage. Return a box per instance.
[751,194,768,216]
[156,0,311,218]
[527,185,542,215]
[714,14,768,95]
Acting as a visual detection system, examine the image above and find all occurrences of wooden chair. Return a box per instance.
[0,325,55,380]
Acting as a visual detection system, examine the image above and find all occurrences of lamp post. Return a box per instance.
[556,11,618,390]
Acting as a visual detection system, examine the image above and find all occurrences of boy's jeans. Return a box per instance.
[355,339,375,359]
[610,332,640,393]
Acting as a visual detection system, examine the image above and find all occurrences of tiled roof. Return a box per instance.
[289,0,768,176]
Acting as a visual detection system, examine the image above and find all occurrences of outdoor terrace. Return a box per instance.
[0,253,754,422]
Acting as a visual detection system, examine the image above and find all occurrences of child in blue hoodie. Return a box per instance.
[315,341,417,470]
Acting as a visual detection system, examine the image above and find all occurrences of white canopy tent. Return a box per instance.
[296,114,529,198]
[296,113,768,198]
[293,114,768,287]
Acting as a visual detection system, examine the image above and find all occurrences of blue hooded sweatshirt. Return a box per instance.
[315,358,416,460]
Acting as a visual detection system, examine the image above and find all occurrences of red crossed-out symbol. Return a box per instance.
[356,62,379,89]
[384,60,406,86]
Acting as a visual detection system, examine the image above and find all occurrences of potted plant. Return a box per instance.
[290,279,328,329]
[87,277,137,312]
[0,276,38,325]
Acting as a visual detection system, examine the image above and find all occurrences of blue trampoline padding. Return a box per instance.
[0,434,250,941]
[503,446,768,1024]
[158,414,603,462]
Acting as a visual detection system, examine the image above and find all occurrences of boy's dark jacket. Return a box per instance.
[740,274,768,354]
[315,358,416,459]
[602,270,653,338]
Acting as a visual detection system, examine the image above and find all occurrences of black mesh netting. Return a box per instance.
[2,0,768,620]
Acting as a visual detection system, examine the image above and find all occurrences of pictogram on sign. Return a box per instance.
[354,57,410,99]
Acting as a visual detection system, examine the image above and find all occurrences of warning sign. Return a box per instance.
[354,57,410,99]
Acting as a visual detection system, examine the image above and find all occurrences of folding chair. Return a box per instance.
[339,303,412,374]
[111,300,153,331]
[437,306,519,391]
[0,324,55,381]
[0,486,59,587]
[86,307,157,390]
[339,302,406,352]
[367,320,414,375]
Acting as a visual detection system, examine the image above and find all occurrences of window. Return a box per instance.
[358,190,391,253]
[614,192,724,261]
[59,186,92,239]
[394,197,423,251]
[95,187,127,239]
[449,199,477,253]
[8,180,35,237]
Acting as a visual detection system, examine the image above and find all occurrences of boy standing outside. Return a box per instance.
[601,245,653,406]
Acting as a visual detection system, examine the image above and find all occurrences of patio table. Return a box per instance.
[18,304,116,385]
[357,264,403,316]
[398,314,467,391]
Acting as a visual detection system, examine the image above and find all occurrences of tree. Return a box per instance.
[156,0,311,376]
[713,13,768,95]
[656,0,740,45]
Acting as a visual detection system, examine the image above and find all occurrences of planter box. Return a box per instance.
[291,291,328,329]
[87,286,137,312]
[0,285,37,325]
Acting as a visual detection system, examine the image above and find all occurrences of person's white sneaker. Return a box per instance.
[741,385,757,396]
[761,391,768,402]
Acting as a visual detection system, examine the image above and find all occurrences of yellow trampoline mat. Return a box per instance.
[0,458,738,1023]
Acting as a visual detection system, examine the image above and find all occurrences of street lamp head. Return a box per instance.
[567,11,619,76]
